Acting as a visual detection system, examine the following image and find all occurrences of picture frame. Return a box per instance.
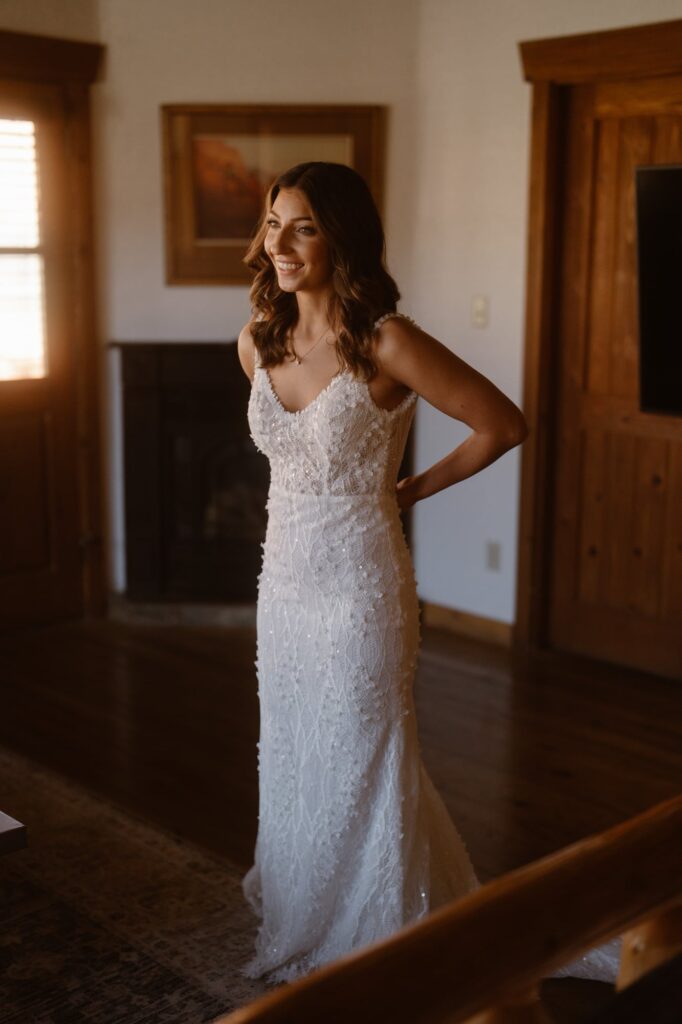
[161,103,386,286]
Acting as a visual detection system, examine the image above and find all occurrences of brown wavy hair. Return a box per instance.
[242,161,401,382]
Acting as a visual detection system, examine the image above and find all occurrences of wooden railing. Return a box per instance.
[217,793,682,1024]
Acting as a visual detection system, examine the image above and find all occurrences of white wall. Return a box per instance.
[410,0,682,624]
[3,0,681,618]
[0,0,98,39]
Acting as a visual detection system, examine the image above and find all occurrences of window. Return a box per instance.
[0,118,47,380]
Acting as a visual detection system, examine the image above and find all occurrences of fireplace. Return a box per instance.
[117,341,269,602]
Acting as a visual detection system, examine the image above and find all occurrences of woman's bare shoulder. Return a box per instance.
[237,322,257,382]
[371,312,426,379]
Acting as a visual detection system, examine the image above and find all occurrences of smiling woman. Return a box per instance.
[235,161,527,986]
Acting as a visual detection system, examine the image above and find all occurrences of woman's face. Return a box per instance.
[264,188,334,295]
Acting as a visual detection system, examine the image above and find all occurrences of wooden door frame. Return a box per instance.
[513,17,682,653]
[0,29,106,616]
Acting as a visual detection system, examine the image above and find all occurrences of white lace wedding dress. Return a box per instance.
[240,312,480,985]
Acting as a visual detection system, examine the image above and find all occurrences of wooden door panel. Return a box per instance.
[611,118,650,401]
[587,117,619,397]
[549,79,682,679]
[575,427,607,607]
[603,431,635,612]
[0,412,52,574]
[664,446,682,619]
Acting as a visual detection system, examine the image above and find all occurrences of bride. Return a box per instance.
[237,160,528,986]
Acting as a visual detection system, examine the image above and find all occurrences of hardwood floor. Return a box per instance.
[0,617,679,882]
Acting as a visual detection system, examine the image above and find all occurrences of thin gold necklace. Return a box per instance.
[287,325,331,365]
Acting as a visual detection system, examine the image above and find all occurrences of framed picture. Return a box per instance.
[161,103,386,286]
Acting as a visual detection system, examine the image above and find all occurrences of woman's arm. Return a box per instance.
[237,323,256,383]
[373,317,528,509]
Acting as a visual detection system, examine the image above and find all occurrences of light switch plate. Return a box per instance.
[472,294,489,328]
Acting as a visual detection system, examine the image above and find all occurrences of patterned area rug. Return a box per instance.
[0,745,271,1022]
[0,744,623,1023]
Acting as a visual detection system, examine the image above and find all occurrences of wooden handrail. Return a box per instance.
[218,793,682,1024]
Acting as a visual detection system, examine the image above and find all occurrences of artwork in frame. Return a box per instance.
[161,103,386,286]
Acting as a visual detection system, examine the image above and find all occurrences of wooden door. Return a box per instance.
[548,77,682,679]
[0,80,84,629]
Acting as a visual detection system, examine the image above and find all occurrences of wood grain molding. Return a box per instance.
[519,18,682,84]
[0,28,103,83]
[594,75,682,117]
[512,80,564,652]
[421,601,512,648]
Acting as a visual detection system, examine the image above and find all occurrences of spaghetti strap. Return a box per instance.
[373,311,420,330]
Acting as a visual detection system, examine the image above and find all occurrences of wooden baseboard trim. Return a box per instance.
[421,601,512,647]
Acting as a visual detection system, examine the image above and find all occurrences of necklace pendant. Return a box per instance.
[295,357,302,365]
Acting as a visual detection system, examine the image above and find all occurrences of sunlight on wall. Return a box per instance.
[0,119,46,381]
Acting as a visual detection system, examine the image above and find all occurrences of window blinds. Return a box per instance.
[0,118,46,380]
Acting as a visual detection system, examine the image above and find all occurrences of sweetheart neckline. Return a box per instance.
[259,366,416,418]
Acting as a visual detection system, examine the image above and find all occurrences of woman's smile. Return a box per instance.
[275,260,304,274]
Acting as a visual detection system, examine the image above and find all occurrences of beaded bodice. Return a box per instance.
[247,312,419,496]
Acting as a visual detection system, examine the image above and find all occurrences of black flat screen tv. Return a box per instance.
[635,165,682,416]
